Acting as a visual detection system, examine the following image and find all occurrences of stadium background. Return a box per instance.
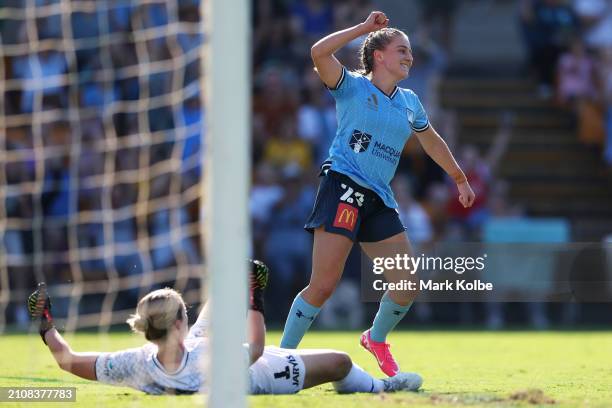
[1,0,612,334]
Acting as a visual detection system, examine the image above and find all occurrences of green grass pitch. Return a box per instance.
[1,330,611,407]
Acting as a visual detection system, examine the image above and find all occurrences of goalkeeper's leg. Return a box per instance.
[251,347,422,394]
[300,350,422,393]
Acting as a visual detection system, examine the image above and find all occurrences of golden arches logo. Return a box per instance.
[333,203,358,231]
[338,208,356,227]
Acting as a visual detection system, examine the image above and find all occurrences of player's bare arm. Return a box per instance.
[28,283,99,380]
[415,126,476,208]
[311,11,388,88]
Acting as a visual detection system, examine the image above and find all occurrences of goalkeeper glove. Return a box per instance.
[27,282,55,345]
[248,259,269,316]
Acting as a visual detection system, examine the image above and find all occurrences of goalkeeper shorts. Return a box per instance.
[248,346,306,395]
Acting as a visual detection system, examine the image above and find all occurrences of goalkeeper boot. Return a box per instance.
[381,372,422,392]
[27,282,55,345]
[360,329,400,377]
[248,259,269,315]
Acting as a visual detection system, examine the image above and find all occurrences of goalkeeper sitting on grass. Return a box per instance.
[27,260,422,395]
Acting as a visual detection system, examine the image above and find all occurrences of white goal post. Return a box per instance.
[203,0,250,407]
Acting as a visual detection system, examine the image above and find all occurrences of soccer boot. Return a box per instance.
[360,329,400,377]
[381,372,423,392]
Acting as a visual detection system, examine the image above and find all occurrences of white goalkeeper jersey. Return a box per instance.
[94,321,248,395]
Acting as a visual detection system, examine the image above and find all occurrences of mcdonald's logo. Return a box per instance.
[333,203,358,232]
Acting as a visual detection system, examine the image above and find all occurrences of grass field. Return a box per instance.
[1,330,611,407]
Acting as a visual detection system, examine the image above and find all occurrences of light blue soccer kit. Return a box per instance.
[282,67,430,349]
[325,66,430,209]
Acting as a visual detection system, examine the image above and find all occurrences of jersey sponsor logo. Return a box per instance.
[333,202,358,231]
[367,93,378,110]
[371,141,401,165]
[349,129,371,153]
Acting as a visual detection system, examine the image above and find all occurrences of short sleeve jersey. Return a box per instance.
[326,67,429,208]
[95,320,251,395]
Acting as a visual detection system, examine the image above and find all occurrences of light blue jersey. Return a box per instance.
[324,67,429,208]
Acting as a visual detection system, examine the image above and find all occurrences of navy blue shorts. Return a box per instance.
[304,170,405,242]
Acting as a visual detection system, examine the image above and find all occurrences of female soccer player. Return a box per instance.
[280,11,475,376]
[27,261,421,395]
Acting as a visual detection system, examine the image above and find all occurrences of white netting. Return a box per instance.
[0,0,204,333]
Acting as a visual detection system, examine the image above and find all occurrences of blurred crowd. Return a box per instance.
[2,0,609,329]
[249,0,533,326]
[2,0,204,325]
[519,0,612,163]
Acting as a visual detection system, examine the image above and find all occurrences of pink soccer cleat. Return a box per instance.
[360,329,400,377]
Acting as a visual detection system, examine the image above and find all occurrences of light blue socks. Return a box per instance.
[280,294,320,349]
[370,292,412,342]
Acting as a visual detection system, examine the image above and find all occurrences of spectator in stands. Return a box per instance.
[600,46,612,165]
[251,164,283,223]
[519,0,579,98]
[253,66,299,137]
[400,23,448,116]
[255,19,300,69]
[417,0,459,53]
[12,50,68,111]
[250,163,284,255]
[37,13,61,40]
[422,182,451,242]
[392,176,433,249]
[556,37,597,106]
[71,11,99,39]
[297,70,336,164]
[487,180,525,219]
[447,113,513,238]
[290,0,334,40]
[573,0,612,51]
[263,164,314,320]
[109,3,132,32]
[557,37,605,146]
[333,0,371,30]
[181,96,202,174]
[446,145,490,237]
[263,118,313,171]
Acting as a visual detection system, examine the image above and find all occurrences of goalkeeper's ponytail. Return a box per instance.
[127,288,186,341]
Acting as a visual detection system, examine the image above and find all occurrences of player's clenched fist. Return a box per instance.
[360,11,389,33]
[457,181,476,208]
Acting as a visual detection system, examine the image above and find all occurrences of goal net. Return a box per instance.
[0,0,205,333]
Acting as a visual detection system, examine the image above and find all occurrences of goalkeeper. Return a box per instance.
[27,260,422,395]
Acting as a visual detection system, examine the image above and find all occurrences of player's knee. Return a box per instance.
[331,352,352,380]
[304,284,335,304]
[387,283,418,305]
[392,291,415,306]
